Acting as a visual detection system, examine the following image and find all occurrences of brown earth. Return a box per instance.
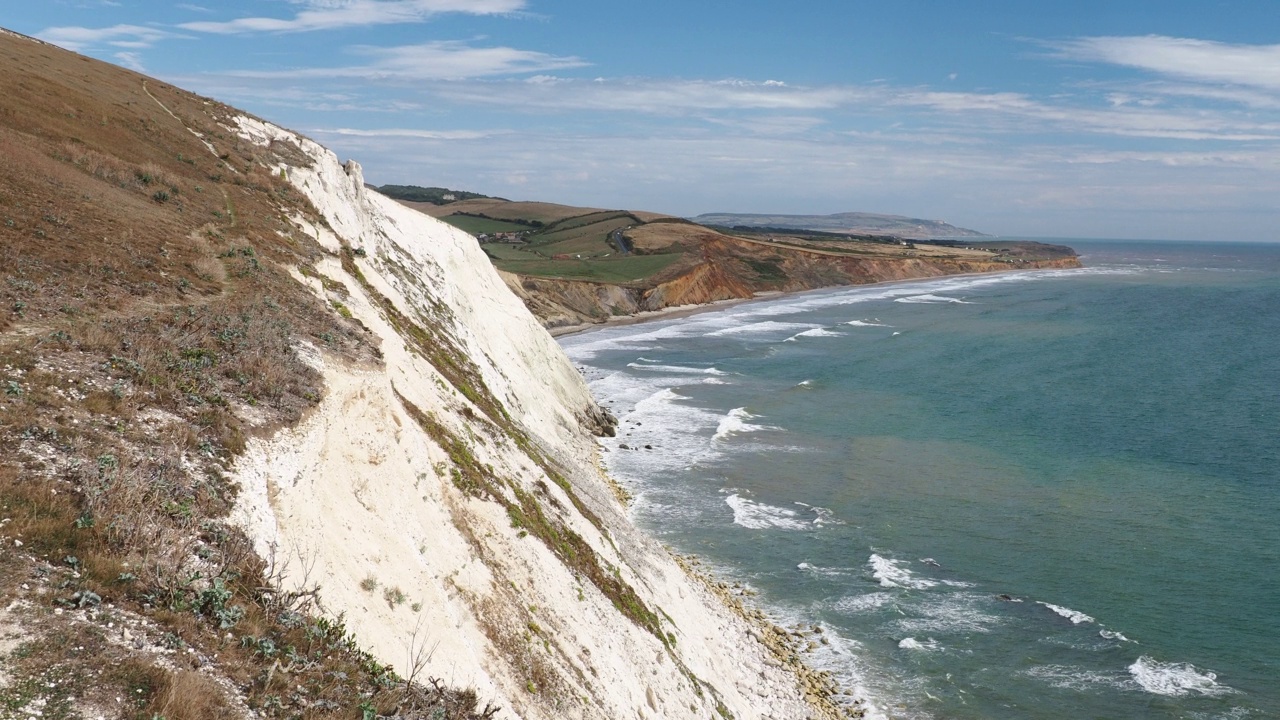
[504,230,1081,329]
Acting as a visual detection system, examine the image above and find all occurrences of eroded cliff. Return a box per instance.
[228,118,849,720]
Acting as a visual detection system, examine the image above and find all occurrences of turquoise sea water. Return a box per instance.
[560,241,1280,719]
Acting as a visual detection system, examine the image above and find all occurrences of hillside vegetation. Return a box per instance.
[0,29,856,720]
[0,28,510,720]
[395,196,1079,330]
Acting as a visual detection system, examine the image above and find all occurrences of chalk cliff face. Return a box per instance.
[228,118,832,720]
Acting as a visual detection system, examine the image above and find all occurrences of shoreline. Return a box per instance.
[561,265,1087,719]
[548,267,1064,339]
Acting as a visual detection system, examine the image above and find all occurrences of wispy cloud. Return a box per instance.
[114,51,146,72]
[38,23,178,51]
[315,127,503,140]
[1049,35,1280,91]
[432,77,867,113]
[179,0,526,35]
[224,41,586,80]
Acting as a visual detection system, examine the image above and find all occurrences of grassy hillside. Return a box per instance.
[399,196,1078,330]
[406,196,1075,289]
[0,30,497,720]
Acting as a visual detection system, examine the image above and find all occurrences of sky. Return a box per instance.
[9,1,1280,240]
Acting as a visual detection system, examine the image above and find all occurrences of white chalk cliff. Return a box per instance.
[227,117,829,720]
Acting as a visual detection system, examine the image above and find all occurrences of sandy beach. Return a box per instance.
[548,269,1051,338]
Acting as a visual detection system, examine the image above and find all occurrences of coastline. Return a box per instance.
[549,267,1065,338]
[559,264,1089,719]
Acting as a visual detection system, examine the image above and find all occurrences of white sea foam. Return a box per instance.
[1025,665,1129,692]
[1099,629,1133,643]
[758,611,893,720]
[831,592,897,614]
[1037,601,1095,624]
[1128,657,1233,697]
[706,321,821,337]
[798,502,843,526]
[713,407,775,440]
[893,593,1006,636]
[897,637,940,651]
[725,494,811,530]
[845,319,891,327]
[784,327,845,342]
[626,362,726,375]
[795,379,813,387]
[868,554,937,589]
[797,562,848,577]
[894,294,973,304]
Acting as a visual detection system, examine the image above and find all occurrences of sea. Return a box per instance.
[558,240,1280,720]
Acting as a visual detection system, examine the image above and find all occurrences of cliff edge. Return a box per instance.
[0,28,851,720]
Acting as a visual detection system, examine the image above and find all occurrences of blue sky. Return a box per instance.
[10,1,1280,240]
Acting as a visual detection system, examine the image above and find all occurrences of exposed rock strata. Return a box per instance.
[504,238,1081,330]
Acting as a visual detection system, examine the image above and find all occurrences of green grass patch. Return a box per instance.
[440,215,530,235]
[491,253,683,283]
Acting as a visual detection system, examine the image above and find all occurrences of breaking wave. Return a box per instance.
[894,294,972,304]
[1037,602,1096,625]
[868,554,937,590]
[1128,656,1233,697]
[725,494,811,530]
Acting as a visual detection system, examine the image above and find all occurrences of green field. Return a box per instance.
[490,253,684,283]
[440,215,531,235]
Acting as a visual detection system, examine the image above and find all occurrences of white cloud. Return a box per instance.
[114,51,146,72]
[431,77,867,113]
[313,127,502,140]
[223,41,586,80]
[38,23,178,51]
[180,0,525,35]
[1050,35,1280,91]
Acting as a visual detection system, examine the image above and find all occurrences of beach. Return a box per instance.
[558,242,1280,719]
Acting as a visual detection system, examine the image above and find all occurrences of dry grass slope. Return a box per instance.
[0,30,499,720]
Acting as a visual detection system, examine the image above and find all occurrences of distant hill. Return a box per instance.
[391,196,1077,331]
[376,184,497,205]
[689,212,987,239]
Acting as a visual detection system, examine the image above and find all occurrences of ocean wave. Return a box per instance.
[794,501,843,526]
[784,327,846,342]
[626,362,726,375]
[868,554,938,589]
[845,319,892,327]
[831,592,897,614]
[897,637,940,651]
[893,593,1006,635]
[713,407,776,440]
[1099,629,1133,643]
[759,611,894,720]
[1025,665,1129,692]
[1037,601,1095,625]
[604,387,724,478]
[797,562,849,578]
[1128,656,1234,697]
[795,379,813,388]
[894,294,973,304]
[706,321,821,337]
[725,494,811,530]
